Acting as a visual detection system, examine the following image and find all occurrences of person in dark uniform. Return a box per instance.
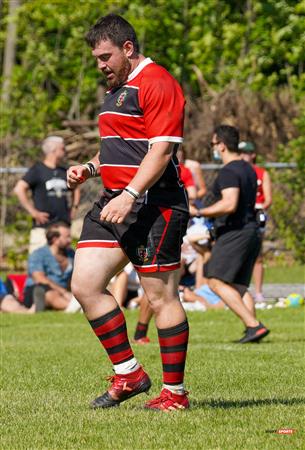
[67,14,190,411]
[194,125,270,343]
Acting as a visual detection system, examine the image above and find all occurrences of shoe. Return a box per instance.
[255,293,265,303]
[33,285,46,312]
[133,336,151,344]
[238,322,270,344]
[90,366,151,409]
[255,302,267,310]
[144,388,189,411]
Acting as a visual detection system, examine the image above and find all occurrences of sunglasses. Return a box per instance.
[210,141,221,148]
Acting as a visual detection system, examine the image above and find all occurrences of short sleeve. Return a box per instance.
[28,249,45,275]
[139,68,185,146]
[218,167,240,190]
[23,163,40,188]
[180,165,195,188]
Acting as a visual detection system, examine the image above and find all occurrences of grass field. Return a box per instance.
[263,265,304,284]
[1,308,304,450]
[1,264,304,286]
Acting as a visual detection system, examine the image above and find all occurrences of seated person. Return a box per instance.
[180,218,211,289]
[0,278,34,314]
[183,285,224,310]
[181,222,224,310]
[0,293,35,314]
[180,236,198,288]
[23,222,80,312]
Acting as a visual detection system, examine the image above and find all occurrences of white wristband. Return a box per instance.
[125,186,140,199]
[82,162,98,177]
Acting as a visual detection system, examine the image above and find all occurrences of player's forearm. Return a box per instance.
[187,186,197,203]
[200,199,236,218]
[262,188,272,209]
[127,142,174,195]
[194,168,207,197]
[197,187,207,198]
[262,198,272,209]
[86,152,100,172]
[67,152,100,188]
[262,173,272,209]
[32,272,67,293]
[15,190,37,216]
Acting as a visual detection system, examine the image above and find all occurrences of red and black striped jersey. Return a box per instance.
[98,58,188,211]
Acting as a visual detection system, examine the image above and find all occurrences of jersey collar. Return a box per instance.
[127,58,153,82]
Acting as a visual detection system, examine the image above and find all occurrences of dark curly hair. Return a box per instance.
[85,13,139,53]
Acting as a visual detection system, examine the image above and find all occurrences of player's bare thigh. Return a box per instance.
[71,247,128,301]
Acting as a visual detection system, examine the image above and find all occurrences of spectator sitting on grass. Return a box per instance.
[180,227,224,310]
[23,222,81,313]
[182,285,224,310]
[0,278,35,314]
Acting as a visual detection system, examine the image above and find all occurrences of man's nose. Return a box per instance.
[98,60,107,70]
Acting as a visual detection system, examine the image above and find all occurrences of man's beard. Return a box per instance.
[106,57,131,88]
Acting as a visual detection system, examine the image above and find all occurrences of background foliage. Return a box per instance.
[1,0,304,263]
[1,0,304,149]
[270,110,305,262]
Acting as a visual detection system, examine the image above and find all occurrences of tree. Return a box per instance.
[1,0,20,262]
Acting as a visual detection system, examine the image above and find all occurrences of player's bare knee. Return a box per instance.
[146,292,176,314]
[71,279,89,303]
[208,278,220,292]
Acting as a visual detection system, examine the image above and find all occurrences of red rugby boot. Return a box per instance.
[90,366,151,409]
[144,388,189,412]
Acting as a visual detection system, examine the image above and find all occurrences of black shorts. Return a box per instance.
[78,196,189,273]
[205,224,261,287]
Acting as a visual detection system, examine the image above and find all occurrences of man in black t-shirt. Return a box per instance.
[194,125,270,343]
[14,136,81,253]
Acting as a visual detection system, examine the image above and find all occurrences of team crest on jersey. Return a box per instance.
[136,245,152,262]
[116,89,128,107]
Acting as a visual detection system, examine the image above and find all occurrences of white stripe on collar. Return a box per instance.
[127,58,154,82]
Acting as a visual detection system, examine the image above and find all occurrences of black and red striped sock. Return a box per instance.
[134,322,149,340]
[89,306,137,373]
[158,320,189,391]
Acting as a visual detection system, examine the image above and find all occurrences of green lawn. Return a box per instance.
[1,308,304,450]
[264,265,304,284]
[1,265,304,285]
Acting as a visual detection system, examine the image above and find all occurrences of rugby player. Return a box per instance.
[67,14,190,411]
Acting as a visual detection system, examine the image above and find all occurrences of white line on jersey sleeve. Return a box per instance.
[101,136,148,142]
[149,136,184,145]
[99,112,143,118]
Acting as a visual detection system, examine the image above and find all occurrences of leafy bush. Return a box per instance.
[270,109,305,263]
